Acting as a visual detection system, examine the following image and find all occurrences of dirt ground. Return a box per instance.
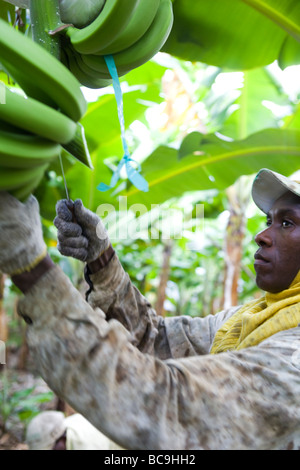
[0,432,29,450]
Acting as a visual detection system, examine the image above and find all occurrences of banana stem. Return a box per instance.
[29,0,62,58]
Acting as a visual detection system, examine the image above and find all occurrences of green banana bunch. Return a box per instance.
[63,0,174,87]
[0,18,91,201]
[0,19,86,122]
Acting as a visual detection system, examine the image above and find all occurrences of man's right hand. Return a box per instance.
[54,199,110,263]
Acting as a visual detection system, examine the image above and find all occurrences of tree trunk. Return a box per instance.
[222,177,252,309]
[223,205,245,308]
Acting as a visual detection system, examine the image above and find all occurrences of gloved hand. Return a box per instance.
[0,192,47,275]
[54,199,110,263]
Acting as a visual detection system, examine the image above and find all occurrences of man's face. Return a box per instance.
[254,191,300,293]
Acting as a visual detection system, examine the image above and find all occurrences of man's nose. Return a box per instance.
[254,226,273,247]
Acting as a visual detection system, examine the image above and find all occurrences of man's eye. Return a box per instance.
[282,220,292,227]
[266,219,272,226]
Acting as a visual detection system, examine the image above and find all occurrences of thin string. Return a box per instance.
[59,151,70,200]
[97,55,149,193]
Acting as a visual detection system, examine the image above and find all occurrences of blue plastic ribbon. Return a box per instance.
[97,55,149,193]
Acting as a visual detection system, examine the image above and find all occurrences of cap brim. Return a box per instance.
[252,168,300,214]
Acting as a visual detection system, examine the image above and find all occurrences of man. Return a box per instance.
[0,168,300,450]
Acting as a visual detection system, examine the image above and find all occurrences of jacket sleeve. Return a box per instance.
[18,265,300,450]
[85,252,235,357]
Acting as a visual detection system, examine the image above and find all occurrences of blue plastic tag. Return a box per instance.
[97,55,149,193]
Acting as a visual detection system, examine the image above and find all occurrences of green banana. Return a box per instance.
[1,58,57,110]
[95,0,161,55]
[65,47,113,89]
[0,18,86,122]
[0,90,92,169]
[0,86,77,145]
[112,0,173,74]
[0,119,30,135]
[0,163,49,192]
[9,165,49,202]
[0,130,61,169]
[80,53,112,80]
[82,0,174,76]
[68,0,140,54]
[59,0,106,28]
[76,51,112,80]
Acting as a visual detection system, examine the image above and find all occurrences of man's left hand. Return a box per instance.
[0,192,47,275]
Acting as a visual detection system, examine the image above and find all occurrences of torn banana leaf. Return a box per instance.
[62,122,93,169]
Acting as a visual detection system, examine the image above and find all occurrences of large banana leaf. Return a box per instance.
[218,67,288,139]
[242,0,300,41]
[121,128,300,208]
[279,35,300,69]
[163,0,300,70]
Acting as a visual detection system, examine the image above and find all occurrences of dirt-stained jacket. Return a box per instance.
[17,252,300,450]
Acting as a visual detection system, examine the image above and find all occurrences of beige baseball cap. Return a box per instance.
[252,168,300,214]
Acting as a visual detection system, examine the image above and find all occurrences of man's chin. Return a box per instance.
[255,276,289,294]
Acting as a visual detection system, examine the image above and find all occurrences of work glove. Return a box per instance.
[0,192,47,276]
[54,199,110,263]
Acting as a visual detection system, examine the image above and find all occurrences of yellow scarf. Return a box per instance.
[210,271,300,354]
